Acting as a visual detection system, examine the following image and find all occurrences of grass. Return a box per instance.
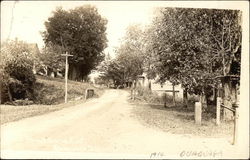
[132,86,183,106]
[130,87,234,138]
[33,75,104,105]
[0,99,85,124]
[0,75,104,124]
[131,103,233,138]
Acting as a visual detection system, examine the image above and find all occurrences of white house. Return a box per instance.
[137,73,184,100]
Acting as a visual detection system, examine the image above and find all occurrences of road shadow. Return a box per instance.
[148,103,194,113]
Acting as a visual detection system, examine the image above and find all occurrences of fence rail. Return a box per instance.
[217,99,239,145]
[220,104,236,113]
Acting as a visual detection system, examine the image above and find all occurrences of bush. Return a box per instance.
[135,86,167,104]
[0,40,37,104]
[135,85,184,107]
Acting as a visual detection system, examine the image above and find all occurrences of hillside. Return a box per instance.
[33,75,103,105]
[0,75,104,124]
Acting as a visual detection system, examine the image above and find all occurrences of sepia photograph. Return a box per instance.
[0,0,249,159]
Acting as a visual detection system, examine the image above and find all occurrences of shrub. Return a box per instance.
[0,40,37,104]
[135,86,165,104]
[135,85,184,106]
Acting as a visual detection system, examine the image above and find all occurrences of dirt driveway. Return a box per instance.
[0,90,245,159]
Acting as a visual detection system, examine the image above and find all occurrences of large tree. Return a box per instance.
[152,8,241,94]
[98,24,146,87]
[43,5,108,81]
[99,58,125,87]
[150,8,241,110]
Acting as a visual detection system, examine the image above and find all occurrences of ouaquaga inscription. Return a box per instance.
[180,150,223,158]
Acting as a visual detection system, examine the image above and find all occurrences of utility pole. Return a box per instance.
[61,51,73,103]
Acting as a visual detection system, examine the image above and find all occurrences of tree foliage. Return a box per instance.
[149,8,241,95]
[0,40,37,103]
[98,54,124,87]
[42,5,108,81]
[98,25,146,86]
[39,44,65,76]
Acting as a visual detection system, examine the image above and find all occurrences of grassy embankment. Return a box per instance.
[0,75,104,124]
[130,87,234,138]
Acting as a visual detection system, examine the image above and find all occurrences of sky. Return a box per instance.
[1,1,156,57]
[1,1,247,58]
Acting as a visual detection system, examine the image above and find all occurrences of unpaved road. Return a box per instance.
[0,90,246,159]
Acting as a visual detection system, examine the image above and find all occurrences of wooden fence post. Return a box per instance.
[216,97,221,125]
[172,85,176,106]
[195,102,202,125]
[233,103,239,145]
[131,89,132,99]
[131,89,135,100]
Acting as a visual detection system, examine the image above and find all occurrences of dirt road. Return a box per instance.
[0,90,245,159]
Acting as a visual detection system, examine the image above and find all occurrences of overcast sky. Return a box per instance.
[1,1,248,58]
[1,1,156,57]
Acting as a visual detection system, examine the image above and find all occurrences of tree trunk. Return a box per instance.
[223,81,234,121]
[202,94,207,108]
[7,85,13,102]
[183,88,188,107]
[68,64,86,81]
[47,67,52,77]
[0,84,9,104]
[201,87,207,112]
[68,64,78,81]
[148,80,151,90]
[231,83,237,104]
[211,87,217,104]
[54,71,57,78]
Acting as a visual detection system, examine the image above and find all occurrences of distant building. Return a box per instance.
[28,44,64,78]
[136,73,184,100]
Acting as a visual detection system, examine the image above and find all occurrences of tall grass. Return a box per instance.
[134,86,182,106]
